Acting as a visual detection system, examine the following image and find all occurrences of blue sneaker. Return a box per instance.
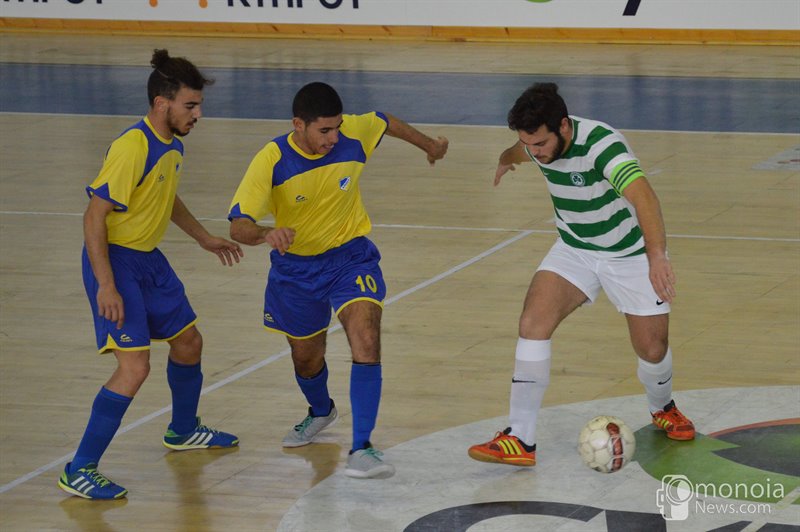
[58,462,127,500]
[163,417,239,451]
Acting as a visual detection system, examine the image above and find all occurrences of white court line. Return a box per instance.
[1,210,798,242]
[2,111,799,136]
[0,230,532,494]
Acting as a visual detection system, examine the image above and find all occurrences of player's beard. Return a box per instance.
[530,130,567,165]
[540,132,567,164]
[167,108,195,137]
[553,131,567,161]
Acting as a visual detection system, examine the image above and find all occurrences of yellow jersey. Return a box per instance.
[228,112,388,256]
[86,116,183,252]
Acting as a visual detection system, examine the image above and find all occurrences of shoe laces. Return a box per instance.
[361,447,384,460]
[294,416,314,432]
[493,427,513,440]
[195,423,220,435]
[80,466,112,488]
[655,402,691,426]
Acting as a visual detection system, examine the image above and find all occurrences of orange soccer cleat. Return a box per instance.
[468,428,536,466]
[652,400,696,440]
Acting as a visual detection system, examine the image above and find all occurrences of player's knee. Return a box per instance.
[120,358,151,385]
[170,328,203,363]
[518,315,551,340]
[637,341,669,363]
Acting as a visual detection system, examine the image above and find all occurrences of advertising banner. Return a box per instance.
[2,0,799,31]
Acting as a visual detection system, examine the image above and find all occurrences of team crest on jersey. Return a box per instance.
[295,195,307,203]
[570,172,586,186]
[157,174,165,182]
[339,176,352,191]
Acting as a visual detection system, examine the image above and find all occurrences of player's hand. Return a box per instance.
[200,235,244,266]
[427,136,449,166]
[648,255,676,303]
[265,227,296,255]
[97,285,125,329]
[494,162,516,186]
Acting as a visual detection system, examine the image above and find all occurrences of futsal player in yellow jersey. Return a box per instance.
[229,82,448,478]
[58,50,243,500]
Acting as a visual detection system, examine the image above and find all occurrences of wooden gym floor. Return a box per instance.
[0,32,798,531]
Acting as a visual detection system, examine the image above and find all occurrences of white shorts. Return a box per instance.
[537,239,670,316]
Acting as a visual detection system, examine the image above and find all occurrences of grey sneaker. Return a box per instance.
[344,446,395,479]
[282,402,338,448]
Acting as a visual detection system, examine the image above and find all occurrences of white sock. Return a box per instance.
[637,347,674,413]
[509,338,551,447]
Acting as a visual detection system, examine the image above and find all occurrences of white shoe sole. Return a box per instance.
[344,464,396,479]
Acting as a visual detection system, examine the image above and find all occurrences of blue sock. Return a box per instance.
[70,387,131,473]
[167,358,203,435]
[350,363,382,452]
[296,362,332,417]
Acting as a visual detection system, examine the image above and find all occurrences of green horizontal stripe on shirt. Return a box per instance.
[551,188,620,213]
[564,208,633,238]
[558,224,643,253]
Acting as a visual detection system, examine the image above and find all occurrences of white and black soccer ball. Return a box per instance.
[578,415,636,473]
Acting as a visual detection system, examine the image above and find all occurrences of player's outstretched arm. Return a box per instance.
[384,113,448,165]
[494,142,529,186]
[622,177,676,303]
[229,218,295,256]
[171,195,243,266]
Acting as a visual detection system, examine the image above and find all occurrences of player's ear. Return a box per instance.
[291,117,305,132]
[153,95,167,113]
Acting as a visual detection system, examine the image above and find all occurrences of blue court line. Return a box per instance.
[2,63,798,133]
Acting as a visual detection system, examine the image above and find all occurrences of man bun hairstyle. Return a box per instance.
[293,82,343,124]
[507,82,568,134]
[147,49,214,106]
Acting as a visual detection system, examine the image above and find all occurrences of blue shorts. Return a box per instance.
[264,237,387,339]
[82,245,197,354]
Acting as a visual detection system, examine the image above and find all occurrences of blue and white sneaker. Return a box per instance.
[58,462,128,500]
[163,417,239,451]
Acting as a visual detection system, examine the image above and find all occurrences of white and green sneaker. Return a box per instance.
[282,402,338,448]
[345,445,395,479]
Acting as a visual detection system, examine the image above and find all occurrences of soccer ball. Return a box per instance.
[578,415,636,473]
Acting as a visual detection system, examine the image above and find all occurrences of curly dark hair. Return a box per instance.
[507,82,568,134]
[147,49,214,106]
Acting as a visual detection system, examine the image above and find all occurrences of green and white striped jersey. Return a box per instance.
[525,116,647,258]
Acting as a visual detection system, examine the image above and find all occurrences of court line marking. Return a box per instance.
[1,210,798,243]
[1,112,799,136]
[0,230,533,494]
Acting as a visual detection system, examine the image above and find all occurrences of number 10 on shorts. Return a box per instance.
[355,275,378,293]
